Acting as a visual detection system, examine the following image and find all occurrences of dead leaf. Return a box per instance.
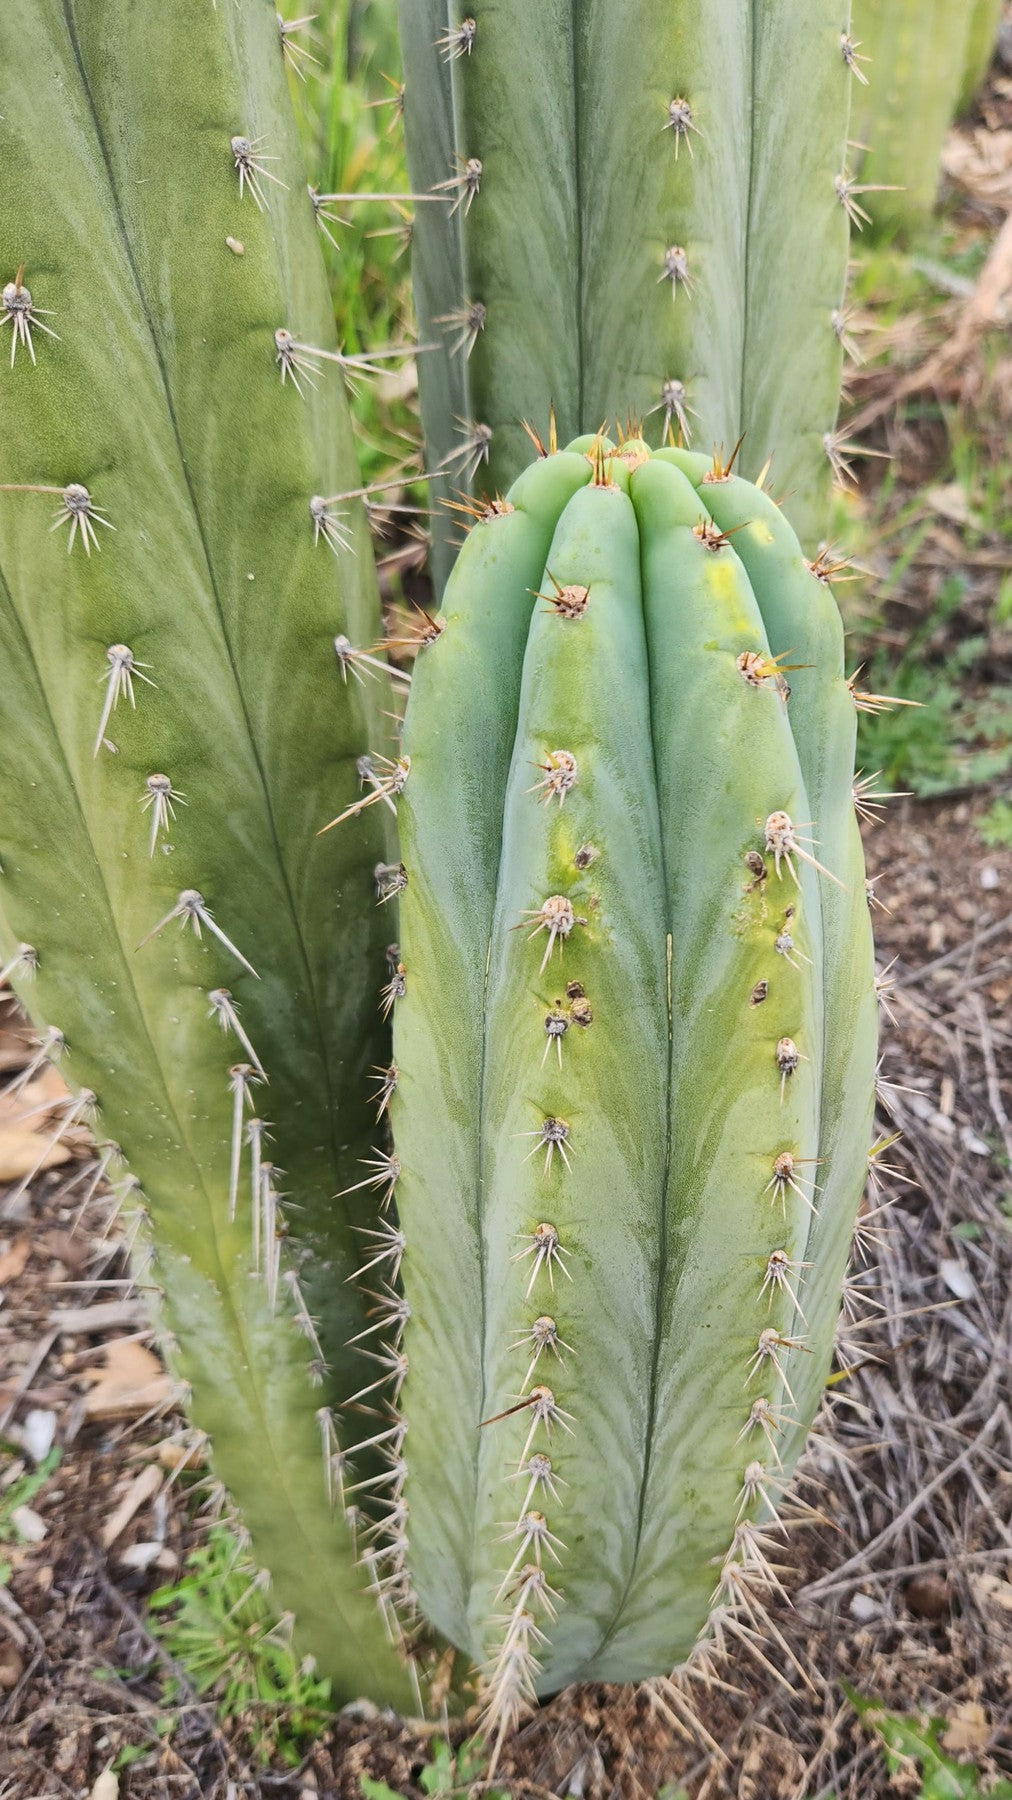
[90,1770,119,1800]
[0,1639,25,1691]
[0,1019,38,1072]
[941,1701,991,1755]
[969,1571,1012,1614]
[0,1236,31,1283]
[926,483,976,528]
[82,1338,175,1420]
[0,1128,71,1182]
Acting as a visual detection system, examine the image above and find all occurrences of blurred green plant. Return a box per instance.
[0,1443,62,1587]
[854,619,1012,795]
[149,1526,333,1766]
[287,0,419,489]
[846,1685,1012,1799]
[361,1737,510,1800]
[978,797,1012,848]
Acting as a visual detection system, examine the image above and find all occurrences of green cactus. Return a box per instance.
[958,0,1004,113]
[2,0,881,1741]
[853,0,1003,233]
[0,0,412,1708]
[398,1,861,585]
[386,433,877,1735]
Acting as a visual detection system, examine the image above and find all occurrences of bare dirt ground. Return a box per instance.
[2,65,1012,1800]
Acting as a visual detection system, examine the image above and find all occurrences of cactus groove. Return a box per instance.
[399,1,859,584]
[0,0,412,1706]
[390,436,878,1719]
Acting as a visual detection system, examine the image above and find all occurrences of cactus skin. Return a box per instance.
[391,438,878,1708]
[0,0,413,1708]
[854,0,1002,233]
[958,0,1003,113]
[399,1,857,585]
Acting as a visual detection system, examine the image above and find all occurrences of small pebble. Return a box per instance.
[19,1407,57,1464]
[10,1504,47,1543]
[906,1570,950,1619]
[940,1259,975,1300]
[849,1592,881,1621]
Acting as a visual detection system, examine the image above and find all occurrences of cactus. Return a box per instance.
[385,432,878,1733]
[958,0,1004,113]
[852,0,1003,233]
[398,1,861,585]
[0,0,412,1707]
[2,0,881,1739]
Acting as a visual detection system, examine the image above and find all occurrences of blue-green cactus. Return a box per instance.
[384,434,878,1737]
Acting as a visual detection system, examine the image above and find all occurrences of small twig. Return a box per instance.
[0,1328,57,1433]
[798,1408,1002,1599]
[795,1543,1012,1603]
[970,992,1012,1167]
[895,909,1012,987]
[0,1584,46,1722]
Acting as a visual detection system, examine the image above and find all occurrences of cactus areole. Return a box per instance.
[387,437,878,1722]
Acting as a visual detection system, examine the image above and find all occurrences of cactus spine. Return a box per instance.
[853,0,1003,233]
[389,435,877,1724]
[0,0,412,1706]
[399,1,860,583]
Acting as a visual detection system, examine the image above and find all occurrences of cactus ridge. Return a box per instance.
[379,434,878,1722]
[400,1,860,584]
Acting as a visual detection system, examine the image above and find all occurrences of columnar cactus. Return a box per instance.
[386,434,878,1731]
[2,0,881,1740]
[398,1,862,582]
[853,0,1004,233]
[0,0,412,1706]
